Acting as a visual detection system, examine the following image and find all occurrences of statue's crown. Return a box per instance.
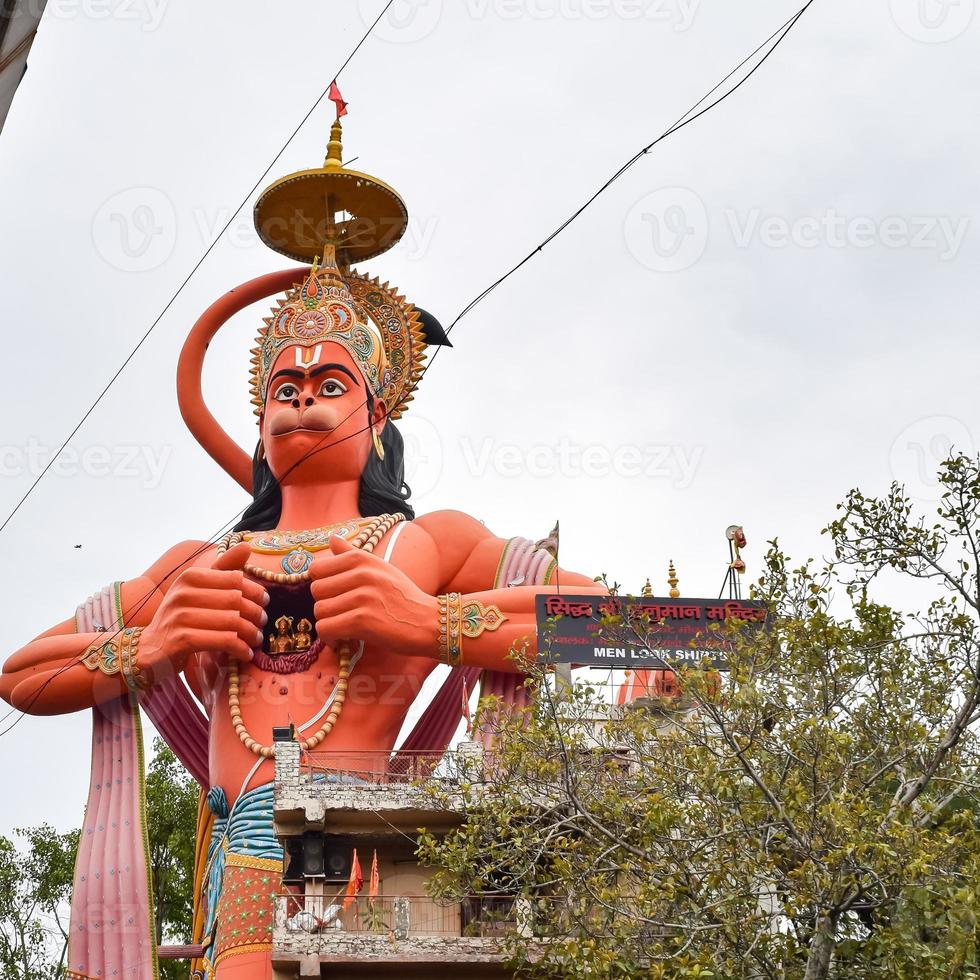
[250,118,430,419]
[249,246,426,418]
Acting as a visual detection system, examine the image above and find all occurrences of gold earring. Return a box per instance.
[257,441,266,462]
[372,428,385,461]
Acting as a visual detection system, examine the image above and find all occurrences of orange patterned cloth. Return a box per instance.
[210,853,282,971]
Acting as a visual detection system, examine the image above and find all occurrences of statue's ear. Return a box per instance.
[414,307,452,348]
[372,398,389,433]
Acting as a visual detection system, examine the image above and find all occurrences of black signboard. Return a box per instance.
[534,594,768,669]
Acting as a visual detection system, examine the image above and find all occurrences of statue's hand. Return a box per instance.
[141,542,269,677]
[310,535,437,655]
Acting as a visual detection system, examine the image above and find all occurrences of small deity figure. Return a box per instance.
[293,618,313,652]
[268,615,295,656]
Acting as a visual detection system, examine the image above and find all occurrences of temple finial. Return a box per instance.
[324,119,344,169]
[667,561,680,598]
[641,578,653,598]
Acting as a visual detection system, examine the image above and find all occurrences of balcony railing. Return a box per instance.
[303,747,490,786]
[276,893,522,942]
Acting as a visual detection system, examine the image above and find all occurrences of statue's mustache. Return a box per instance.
[267,406,337,436]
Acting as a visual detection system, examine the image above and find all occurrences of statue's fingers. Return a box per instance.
[189,608,262,649]
[315,611,359,638]
[182,628,253,663]
[238,597,268,629]
[216,631,254,664]
[328,535,355,556]
[211,542,252,572]
[313,595,354,623]
[239,578,270,608]
[183,586,240,612]
[235,616,265,649]
[308,550,365,580]
[310,570,364,600]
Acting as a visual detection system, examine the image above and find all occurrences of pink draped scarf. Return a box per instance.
[68,584,159,980]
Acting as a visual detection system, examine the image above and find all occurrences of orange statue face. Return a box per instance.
[259,342,387,487]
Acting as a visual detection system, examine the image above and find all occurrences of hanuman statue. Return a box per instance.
[0,114,599,980]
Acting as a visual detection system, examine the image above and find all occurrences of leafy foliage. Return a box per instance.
[420,455,980,979]
[0,737,198,979]
[146,738,199,979]
[0,824,77,978]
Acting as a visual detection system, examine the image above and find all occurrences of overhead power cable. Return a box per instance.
[0,0,396,539]
[0,1,818,735]
[434,0,817,359]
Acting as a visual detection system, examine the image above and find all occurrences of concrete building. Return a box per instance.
[269,739,536,980]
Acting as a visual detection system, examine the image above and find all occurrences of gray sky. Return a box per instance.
[0,0,978,837]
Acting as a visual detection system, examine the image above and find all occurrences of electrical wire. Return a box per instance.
[0,1,817,734]
[432,0,816,365]
[0,0,396,539]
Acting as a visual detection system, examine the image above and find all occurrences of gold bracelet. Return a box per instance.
[460,599,507,638]
[82,627,149,691]
[437,593,463,665]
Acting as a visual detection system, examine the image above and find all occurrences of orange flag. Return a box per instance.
[343,848,363,910]
[368,849,379,906]
[328,80,348,119]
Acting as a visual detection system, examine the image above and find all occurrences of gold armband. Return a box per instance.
[437,593,463,665]
[461,598,507,638]
[82,627,149,692]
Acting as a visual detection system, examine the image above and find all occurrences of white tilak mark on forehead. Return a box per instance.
[295,344,323,368]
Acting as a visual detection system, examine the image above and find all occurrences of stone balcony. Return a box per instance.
[271,893,536,979]
[273,740,486,838]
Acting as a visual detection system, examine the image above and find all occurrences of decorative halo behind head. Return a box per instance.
[249,246,427,420]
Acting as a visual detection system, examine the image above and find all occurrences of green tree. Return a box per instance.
[146,738,199,980]
[0,738,198,979]
[0,824,78,978]
[420,455,980,979]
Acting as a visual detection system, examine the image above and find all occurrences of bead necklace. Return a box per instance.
[226,515,387,582]
[216,513,404,757]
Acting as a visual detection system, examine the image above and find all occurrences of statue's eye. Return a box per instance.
[273,383,299,402]
[319,378,348,398]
